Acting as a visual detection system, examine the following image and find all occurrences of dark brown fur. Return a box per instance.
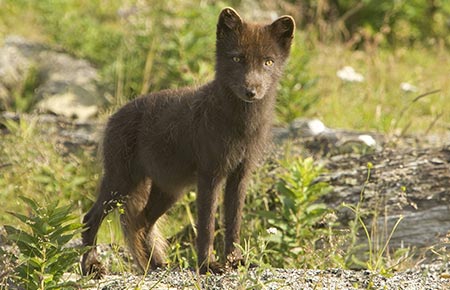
[81,7,295,277]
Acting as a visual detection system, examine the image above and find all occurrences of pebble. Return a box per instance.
[82,265,450,289]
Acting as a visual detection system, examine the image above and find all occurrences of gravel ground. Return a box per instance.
[3,238,450,289]
[84,264,450,290]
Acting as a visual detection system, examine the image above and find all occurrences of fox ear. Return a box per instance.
[217,7,243,39]
[270,16,295,50]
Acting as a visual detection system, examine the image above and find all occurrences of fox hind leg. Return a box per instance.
[81,174,134,278]
[121,182,181,272]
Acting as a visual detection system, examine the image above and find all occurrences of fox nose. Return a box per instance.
[245,88,256,98]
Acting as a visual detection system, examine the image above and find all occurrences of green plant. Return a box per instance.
[4,64,40,113]
[21,0,219,101]
[297,0,450,46]
[232,239,278,290]
[243,155,338,269]
[3,196,84,290]
[277,36,319,124]
[166,191,198,270]
[343,162,411,276]
[268,157,332,266]
[0,119,98,225]
[391,89,441,137]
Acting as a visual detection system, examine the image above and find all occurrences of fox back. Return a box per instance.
[81,7,295,277]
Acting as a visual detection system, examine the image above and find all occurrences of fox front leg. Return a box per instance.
[196,173,225,274]
[224,161,251,268]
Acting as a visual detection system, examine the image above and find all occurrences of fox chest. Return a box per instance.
[194,126,262,175]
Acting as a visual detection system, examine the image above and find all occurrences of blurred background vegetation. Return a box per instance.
[1,0,449,276]
[0,0,449,132]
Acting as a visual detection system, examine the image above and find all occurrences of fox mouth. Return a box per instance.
[232,86,263,103]
[237,95,257,103]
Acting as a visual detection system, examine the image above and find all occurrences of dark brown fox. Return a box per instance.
[81,7,295,277]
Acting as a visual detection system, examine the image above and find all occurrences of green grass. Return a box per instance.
[304,43,450,134]
[343,162,413,275]
[0,120,98,224]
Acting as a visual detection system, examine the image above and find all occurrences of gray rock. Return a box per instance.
[36,50,102,120]
[0,35,104,120]
[274,118,382,155]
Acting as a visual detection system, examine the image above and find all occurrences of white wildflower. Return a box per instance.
[400,82,418,92]
[267,227,278,235]
[337,66,364,82]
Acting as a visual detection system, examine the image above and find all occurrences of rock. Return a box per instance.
[0,35,104,120]
[37,92,99,121]
[35,50,101,120]
[274,118,383,155]
[0,111,102,155]
[272,118,450,256]
[290,118,329,137]
[318,145,450,251]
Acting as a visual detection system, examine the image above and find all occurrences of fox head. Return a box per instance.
[215,7,295,103]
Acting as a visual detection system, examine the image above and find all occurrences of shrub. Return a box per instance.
[243,156,341,268]
[2,196,84,290]
[297,0,450,46]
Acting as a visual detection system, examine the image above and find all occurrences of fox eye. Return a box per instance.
[264,59,274,66]
[232,56,241,63]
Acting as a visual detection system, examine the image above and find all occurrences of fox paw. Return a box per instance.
[82,252,106,279]
[87,262,106,279]
[226,253,258,270]
[228,259,259,270]
[199,261,226,275]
